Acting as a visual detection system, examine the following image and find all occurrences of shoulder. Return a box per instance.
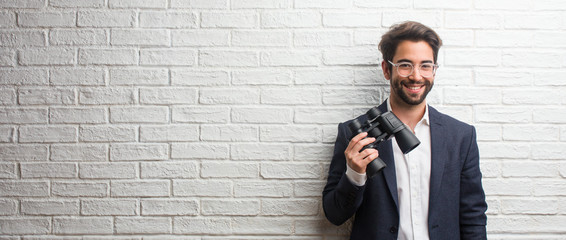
[429,105,476,136]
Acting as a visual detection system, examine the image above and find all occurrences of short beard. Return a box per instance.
[393,79,433,106]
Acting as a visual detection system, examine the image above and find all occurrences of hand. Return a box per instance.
[344,132,379,174]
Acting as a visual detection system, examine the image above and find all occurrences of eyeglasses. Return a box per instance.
[387,60,438,78]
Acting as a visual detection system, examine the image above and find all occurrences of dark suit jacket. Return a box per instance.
[322,101,487,240]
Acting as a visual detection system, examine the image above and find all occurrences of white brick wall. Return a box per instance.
[0,0,565,238]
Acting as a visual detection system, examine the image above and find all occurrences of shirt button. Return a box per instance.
[390,226,398,233]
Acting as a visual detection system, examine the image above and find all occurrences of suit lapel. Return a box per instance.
[428,106,446,204]
[376,102,399,208]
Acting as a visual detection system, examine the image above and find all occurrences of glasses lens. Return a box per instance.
[397,62,413,77]
[419,64,435,77]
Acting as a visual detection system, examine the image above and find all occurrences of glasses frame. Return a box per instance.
[387,60,439,78]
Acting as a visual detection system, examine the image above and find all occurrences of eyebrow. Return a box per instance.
[395,59,434,64]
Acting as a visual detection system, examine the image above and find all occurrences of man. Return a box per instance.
[322,21,487,239]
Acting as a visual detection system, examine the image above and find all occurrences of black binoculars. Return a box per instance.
[348,107,421,178]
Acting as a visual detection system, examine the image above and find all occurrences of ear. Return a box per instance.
[381,60,391,80]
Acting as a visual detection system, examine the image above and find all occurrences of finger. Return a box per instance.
[351,137,376,153]
[345,132,368,153]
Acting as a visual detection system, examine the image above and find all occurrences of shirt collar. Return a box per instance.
[386,98,430,126]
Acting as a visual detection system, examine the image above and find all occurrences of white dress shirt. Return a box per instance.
[346,99,432,240]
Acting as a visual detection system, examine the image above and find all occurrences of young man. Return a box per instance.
[322,21,487,239]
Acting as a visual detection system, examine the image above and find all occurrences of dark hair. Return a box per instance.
[379,21,442,67]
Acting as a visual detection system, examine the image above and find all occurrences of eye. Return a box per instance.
[420,64,434,70]
[398,63,412,69]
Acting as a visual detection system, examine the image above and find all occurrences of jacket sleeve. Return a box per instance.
[322,122,367,226]
[460,126,488,239]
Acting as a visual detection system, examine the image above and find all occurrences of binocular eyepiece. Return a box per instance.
[348,107,421,178]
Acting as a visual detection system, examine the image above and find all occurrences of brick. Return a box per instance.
[0,162,17,179]
[140,87,197,104]
[354,0,410,8]
[111,29,169,46]
[50,0,104,7]
[110,106,169,123]
[503,89,565,105]
[295,180,326,197]
[295,219,350,235]
[202,199,259,216]
[51,144,108,161]
[232,0,288,8]
[79,48,138,65]
[475,70,532,86]
[79,125,135,142]
[294,108,352,124]
[294,144,334,161]
[0,30,45,47]
[201,12,257,28]
[201,161,258,178]
[231,107,292,124]
[172,106,230,123]
[18,11,75,27]
[78,10,136,27]
[535,32,566,48]
[0,145,48,161]
[533,180,566,196]
[261,88,320,105]
[354,29,382,46]
[19,88,75,105]
[260,125,319,143]
[261,11,320,28]
[140,125,198,142]
[531,143,566,160]
[0,181,49,197]
[232,30,290,47]
[436,30,474,47]
[140,161,198,179]
[0,107,47,124]
[445,49,500,66]
[322,125,338,143]
[475,0,530,10]
[80,162,137,179]
[503,50,561,68]
[478,142,530,159]
[50,68,105,86]
[233,70,292,85]
[199,50,258,67]
[21,199,79,215]
[140,11,197,28]
[261,50,321,67]
[21,162,77,178]
[234,180,292,197]
[50,29,107,46]
[171,70,229,86]
[0,12,15,28]
[414,0,470,9]
[324,12,381,27]
[261,162,321,179]
[174,217,231,234]
[109,0,167,8]
[323,88,379,105]
[231,143,291,161]
[0,217,50,234]
[173,180,232,197]
[483,179,532,196]
[172,30,229,47]
[502,161,558,178]
[232,217,292,235]
[140,49,196,66]
[476,30,533,47]
[110,143,168,161]
[142,199,198,216]
[0,88,16,105]
[295,30,351,47]
[52,181,108,197]
[323,47,379,66]
[110,68,168,86]
[200,88,259,104]
[111,180,170,197]
[0,199,17,215]
[53,217,113,234]
[81,199,137,216]
[262,199,319,216]
[0,49,16,66]
[171,143,229,159]
[171,0,228,8]
[505,13,562,30]
[443,87,500,104]
[445,12,501,29]
[296,0,350,8]
[79,87,135,105]
[475,124,501,142]
[201,125,258,142]
[534,108,566,124]
[19,48,75,66]
[476,107,531,123]
[50,107,106,124]
[0,69,48,86]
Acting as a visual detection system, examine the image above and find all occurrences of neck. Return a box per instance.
[389,98,426,131]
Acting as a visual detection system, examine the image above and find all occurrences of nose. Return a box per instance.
[409,66,423,80]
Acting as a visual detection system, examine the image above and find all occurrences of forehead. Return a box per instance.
[392,40,434,62]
